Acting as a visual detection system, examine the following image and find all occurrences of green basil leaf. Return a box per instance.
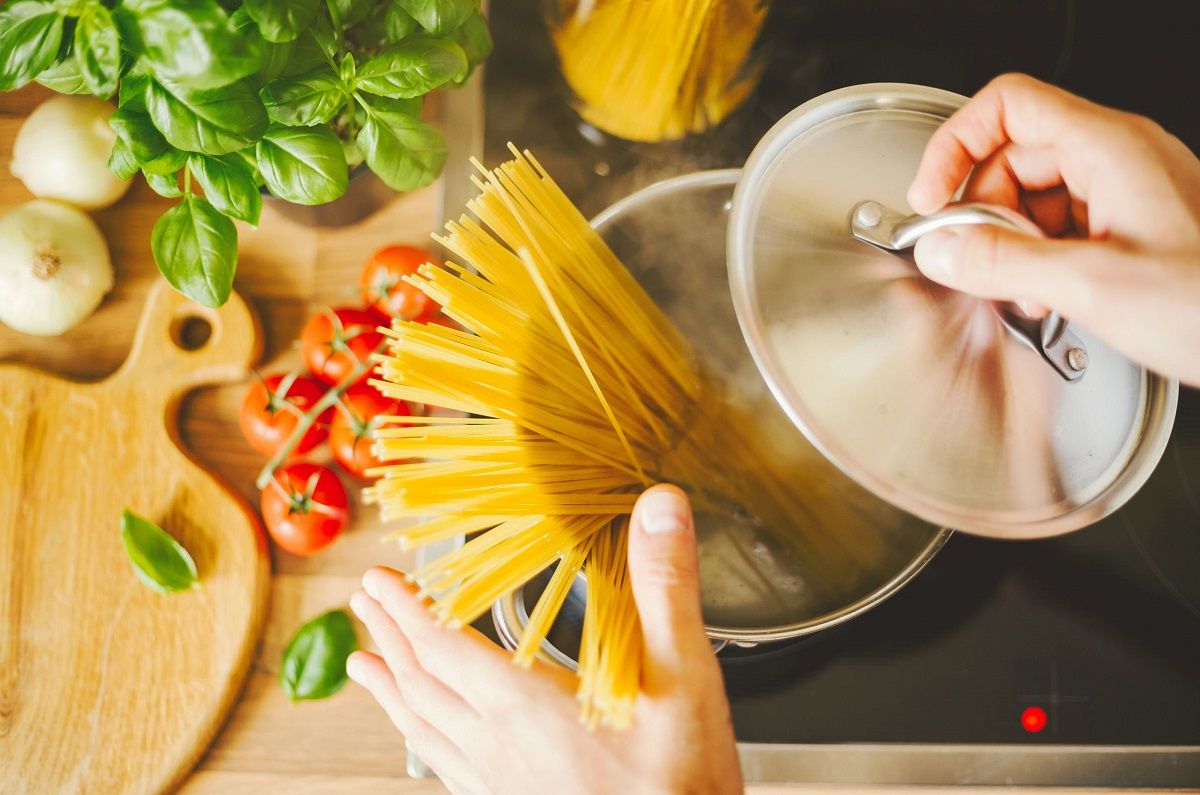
[143,169,182,198]
[36,56,89,94]
[119,0,260,90]
[244,0,319,44]
[352,3,418,48]
[120,509,199,594]
[360,93,421,116]
[151,195,238,308]
[280,609,357,701]
[452,12,491,82]
[189,153,262,225]
[355,36,465,99]
[396,0,476,36]
[142,146,189,175]
[109,106,169,164]
[118,70,150,111]
[0,1,65,91]
[73,4,119,97]
[357,106,445,190]
[261,68,345,127]
[147,76,269,155]
[383,4,419,43]
[108,137,140,180]
[233,145,265,186]
[228,5,293,83]
[256,123,348,205]
[310,7,338,59]
[337,52,355,86]
[327,0,372,28]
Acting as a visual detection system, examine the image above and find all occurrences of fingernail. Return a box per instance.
[906,183,929,213]
[345,651,365,683]
[362,569,382,600]
[637,488,689,535]
[349,590,368,620]
[914,228,964,283]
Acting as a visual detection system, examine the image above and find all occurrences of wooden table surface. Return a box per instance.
[0,86,1168,795]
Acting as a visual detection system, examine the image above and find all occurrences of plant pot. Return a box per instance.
[262,165,398,228]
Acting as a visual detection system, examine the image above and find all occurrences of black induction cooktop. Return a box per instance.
[481,0,1200,785]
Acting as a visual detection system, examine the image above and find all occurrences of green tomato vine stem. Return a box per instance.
[254,340,385,490]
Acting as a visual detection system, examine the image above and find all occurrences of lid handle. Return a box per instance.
[850,200,1088,381]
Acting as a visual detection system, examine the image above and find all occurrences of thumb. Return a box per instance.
[627,484,711,674]
[913,224,1109,315]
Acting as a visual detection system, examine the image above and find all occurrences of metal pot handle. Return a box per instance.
[850,200,1088,381]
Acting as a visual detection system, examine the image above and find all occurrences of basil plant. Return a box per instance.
[0,0,491,307]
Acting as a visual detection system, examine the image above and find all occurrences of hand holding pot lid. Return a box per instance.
[728,79,1184,540]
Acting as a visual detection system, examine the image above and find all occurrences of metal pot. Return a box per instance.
[493,169,951,660]
[727,83,1178,540]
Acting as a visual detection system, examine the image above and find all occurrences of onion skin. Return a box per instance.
[0,200,114,336]
[10,96,132,211]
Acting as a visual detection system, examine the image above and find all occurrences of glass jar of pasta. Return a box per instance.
[544,0,770,143]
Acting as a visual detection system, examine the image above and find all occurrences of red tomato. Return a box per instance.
[239,373,331,457]
[301,307,385,386]
[423,312,461,332]
[260,462,349,556]
[330,383,413,478]
[360,245,441,321]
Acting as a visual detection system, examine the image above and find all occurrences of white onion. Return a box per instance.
[0,200,114,336]
[10,95,132,211]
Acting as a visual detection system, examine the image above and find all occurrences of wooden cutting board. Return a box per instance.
[0,282,270,795]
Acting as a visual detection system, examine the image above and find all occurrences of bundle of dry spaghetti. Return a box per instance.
[365,145,870,729]
[548,0,768,142]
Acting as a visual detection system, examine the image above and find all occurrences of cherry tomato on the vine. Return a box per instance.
[360,245,441,321]
[330,383,413,479]
[239,372,331,457]
[260,462,349,556]
[301,307,385,386]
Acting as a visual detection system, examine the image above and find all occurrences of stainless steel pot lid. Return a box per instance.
[728,83,1179,539]
[587,169,948,642]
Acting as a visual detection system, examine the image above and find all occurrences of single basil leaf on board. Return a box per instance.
[357,107,446,191]
[147,76,269,155]
[452,12,491,83]
[35,57,90,94]
[109,106,170,164]
[244,0,320,44]
[118,0,260,90]
[189,153,263,225]
[256,123,349,205]
[142,146,189,176]
[0,1,65,91]
[151,195,238,308]
[73,4,120,97]
[396,0,476,36]
[261,68,345,127]
[107,137,140,180]
[327,0,373,28]
[355,36,466,99]
[143,169,183,198]
[119,509,199,594]
[280,609,358,701]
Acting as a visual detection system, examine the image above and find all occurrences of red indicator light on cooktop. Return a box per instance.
[1021,706,1048,733]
